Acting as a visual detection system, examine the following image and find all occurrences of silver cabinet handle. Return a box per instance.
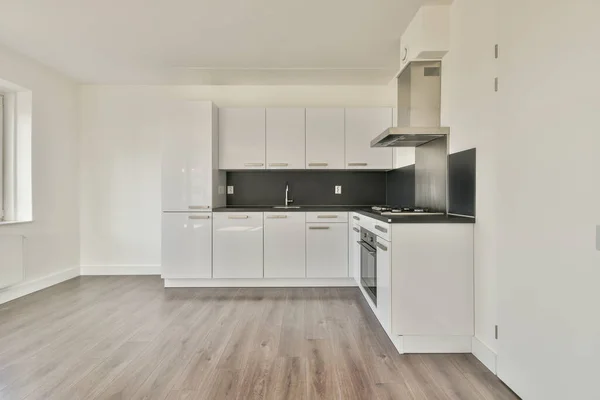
[353,227,359,232]
[308,162,328,167]
[268,163,288,167]
[375,225,388,233]
[228,215,249,219]
[309,226,330,230]
[244,163,264,167]
[266,215,288,219]
[189,205,210,210]
[317,215,338,219]
[376,242,388,251]
[189,215,210,220]
[348,163,368,167]
[353,216,360,221]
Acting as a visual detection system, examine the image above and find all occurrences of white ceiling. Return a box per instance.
[0,0,425,85]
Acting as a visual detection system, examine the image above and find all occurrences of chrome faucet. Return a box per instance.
[285,182,294,207]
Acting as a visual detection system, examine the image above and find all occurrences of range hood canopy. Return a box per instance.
[371,61,449,148]
[371,126,449,148]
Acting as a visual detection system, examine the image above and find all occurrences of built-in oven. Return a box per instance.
[358,227,377,305]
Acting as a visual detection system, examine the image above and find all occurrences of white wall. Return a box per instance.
[0,43,80,302]
[443,0,600,397]
[495,0,600,399]
[79,85,395,271]
[440,0,499,363]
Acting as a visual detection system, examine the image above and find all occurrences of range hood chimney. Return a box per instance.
[371,61,449,148]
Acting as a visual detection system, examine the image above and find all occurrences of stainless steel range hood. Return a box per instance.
[371,61,449,148]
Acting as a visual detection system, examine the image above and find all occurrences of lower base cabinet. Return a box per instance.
[350,222,361,283]
[306,222,348,278]
[264,212,306,278]
[161,212,212,279]
[213,212,264,278]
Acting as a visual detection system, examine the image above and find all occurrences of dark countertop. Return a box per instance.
[212,206,358,213]
[212,206,475,224]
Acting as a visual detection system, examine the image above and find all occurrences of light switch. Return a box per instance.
[227,186,234,195]
[596,225,600,251]
[335,185,342,195]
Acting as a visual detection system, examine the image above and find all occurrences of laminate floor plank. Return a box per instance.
[0,277,519,400]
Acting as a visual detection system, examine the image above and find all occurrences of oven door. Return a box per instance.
[359,240,377,305]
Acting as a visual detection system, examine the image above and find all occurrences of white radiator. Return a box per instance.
[0,235,25,289]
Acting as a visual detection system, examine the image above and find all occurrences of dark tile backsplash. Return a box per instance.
[448,148,476,217]
[226,171,388,206]
[386,165,415,207]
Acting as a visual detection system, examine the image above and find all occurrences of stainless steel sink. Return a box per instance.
[272,206,301,209]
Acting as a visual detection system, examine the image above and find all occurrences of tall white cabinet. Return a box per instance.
[162,101,224,211]
[305,108,345,169]
[266,108,306,169]
[161,101,224,279]
[219,108,266,169]
[345,108,394,170]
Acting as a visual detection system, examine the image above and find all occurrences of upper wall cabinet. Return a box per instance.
[266,108,306,169]
[305,108,345,169]
[162,101,223,211]
[345,108,393,170]
[219,108,266,169]
[399,5,451,71]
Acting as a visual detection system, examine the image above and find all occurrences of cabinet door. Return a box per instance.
[376,237,392,333]
[219,108,266,169]
[306,223,348,278]
[264,213,306,278]
[213,212,264,278]
[161,213,212,279]
[345,108,393,170]
[305,108,345,169]
[266,108,306,169]
[349,222,361,283]
[162,102,214,211]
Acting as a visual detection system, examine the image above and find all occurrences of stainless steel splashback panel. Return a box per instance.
[415,136,447,212]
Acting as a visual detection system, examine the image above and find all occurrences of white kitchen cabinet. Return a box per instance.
[306,212,348,223]
[263,212,306,278]
[345,108,393,170]
[266,108,305,169]
[391,224,474,336]
[376,237,392,334]
[349,221,361,283]
[161,213,212,279]
[219,108,266,169]
[162,101,224,211]
[305,108,345,169]
[213,212,264,278]
[306,223,348,278]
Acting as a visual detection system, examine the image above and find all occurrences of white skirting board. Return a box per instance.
[80,265,161,276]
[471,336,498,374]
[164,278,357,288]
[0,267,80,305]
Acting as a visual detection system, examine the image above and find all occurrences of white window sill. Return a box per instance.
[0,220,33,226]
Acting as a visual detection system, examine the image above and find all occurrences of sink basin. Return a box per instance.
[272,206,301,209]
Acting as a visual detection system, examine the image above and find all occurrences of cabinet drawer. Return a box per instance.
[372,221,391,241]
[306,212,348,223]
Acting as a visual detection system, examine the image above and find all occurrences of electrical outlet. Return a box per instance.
[227,186,234,195]
[218,186,225,195]
[335,185,342,195]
